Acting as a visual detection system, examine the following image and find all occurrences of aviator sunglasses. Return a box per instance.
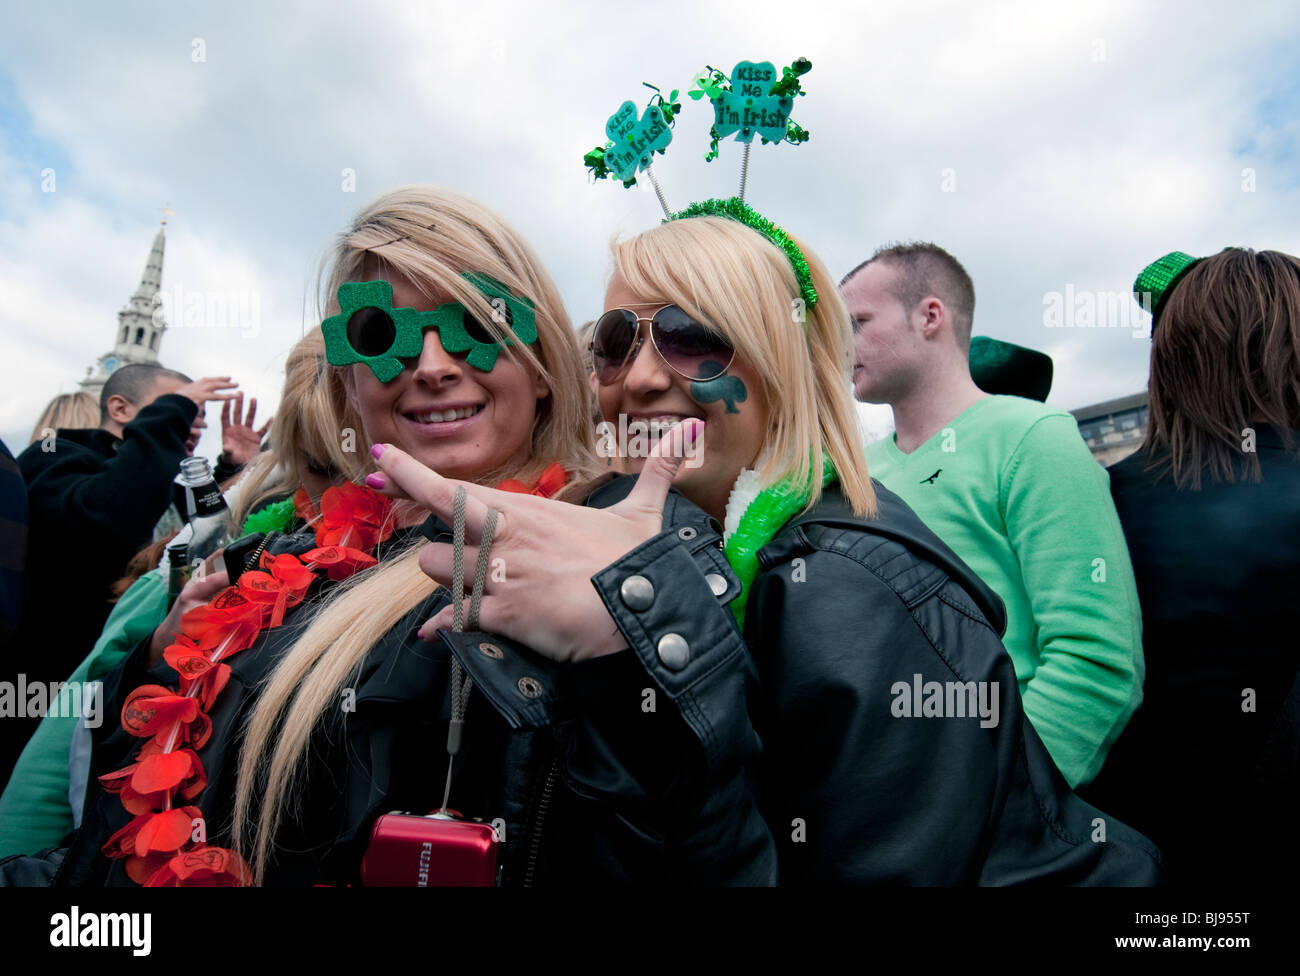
[591,305,736,385]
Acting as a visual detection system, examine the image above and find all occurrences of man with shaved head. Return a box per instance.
[842,242,1143,790]
[1,366,237,788]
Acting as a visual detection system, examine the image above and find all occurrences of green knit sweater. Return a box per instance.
[865,395,1144,788]
[0,571,168,857]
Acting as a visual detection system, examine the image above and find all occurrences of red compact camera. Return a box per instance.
[361,811,500,887]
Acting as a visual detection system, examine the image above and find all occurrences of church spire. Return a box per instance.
[78,216,171,398]
[124,222,166,320]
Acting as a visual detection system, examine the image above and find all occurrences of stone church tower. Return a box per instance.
[79,218,169,399]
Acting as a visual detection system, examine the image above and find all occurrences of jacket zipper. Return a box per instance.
[521,755,558,887]
[241,531,276,576]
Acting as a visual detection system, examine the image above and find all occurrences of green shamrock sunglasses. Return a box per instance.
[321,273,538,382]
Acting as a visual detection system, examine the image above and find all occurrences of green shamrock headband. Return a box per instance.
[669,197,818,311]
[691,57,811,194]
[321,273,537,381]
[584,83,681,217]
[584,59,817,313]
[1133,251,1201,327]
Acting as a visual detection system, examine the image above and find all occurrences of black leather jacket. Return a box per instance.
[579,476,1164,884]
[3,476,1161,885]
[13,478,763,886]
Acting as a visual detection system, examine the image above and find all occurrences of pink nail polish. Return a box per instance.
[370,443,386,459]
[365,472,386,489]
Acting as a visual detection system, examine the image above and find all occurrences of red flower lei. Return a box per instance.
[100,468,571,886]
[100,482,394,886]
[496,461,569,498]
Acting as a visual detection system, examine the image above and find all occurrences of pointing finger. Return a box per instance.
[369,444,502,542]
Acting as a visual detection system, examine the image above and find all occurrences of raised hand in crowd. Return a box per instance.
[220,392,273,467]
[174,376,239,409]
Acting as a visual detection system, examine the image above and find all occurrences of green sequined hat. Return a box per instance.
[667,196,819,312]
[1133,251,1201,326]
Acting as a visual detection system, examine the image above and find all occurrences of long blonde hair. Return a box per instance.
[234,186,601,881]
[29,392,98,443]
[612,215,875,517]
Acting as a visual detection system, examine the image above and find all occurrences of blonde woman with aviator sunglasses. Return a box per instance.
[374,207,1166,885]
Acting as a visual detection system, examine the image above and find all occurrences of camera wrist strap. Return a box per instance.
[438,484,500,814]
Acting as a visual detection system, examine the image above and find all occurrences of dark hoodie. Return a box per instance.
[0,394,197,789]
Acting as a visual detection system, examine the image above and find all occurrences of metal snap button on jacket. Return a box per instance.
[478,642,504,659]
[517,676,543,699]
[677,526,698,541]
[705,573,728,596]
[620,575,655,611]
[656,633,691,670]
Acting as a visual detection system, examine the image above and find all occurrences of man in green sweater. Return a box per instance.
[841,242,1142,788]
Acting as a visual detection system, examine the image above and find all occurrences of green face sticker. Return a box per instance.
[321,273,537,381]
[710,61,793,144]
[603,100,673,183]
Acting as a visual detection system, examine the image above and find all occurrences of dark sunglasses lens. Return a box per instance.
[591,309,639,382]
[462,314,494,345]
[652,307,733,379]
[347,306,397,358]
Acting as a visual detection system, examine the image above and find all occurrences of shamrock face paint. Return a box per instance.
[321,273,537,381]
[689,362,748,414]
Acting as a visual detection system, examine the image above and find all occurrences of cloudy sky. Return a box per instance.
[2,0,1298,459]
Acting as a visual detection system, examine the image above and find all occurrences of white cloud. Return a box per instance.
[1,0,1297,461]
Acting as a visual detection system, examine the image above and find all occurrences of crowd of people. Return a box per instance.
[0,183,1294,886]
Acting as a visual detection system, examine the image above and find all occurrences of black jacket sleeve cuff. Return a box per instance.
[214,454,244,484]
[139,393,199,431]
[589,528,760,783]
[436,630,567,730]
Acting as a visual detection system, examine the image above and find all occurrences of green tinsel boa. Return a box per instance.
[239,497,297,537]
[723,455,836,630]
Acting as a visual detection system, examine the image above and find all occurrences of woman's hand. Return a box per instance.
[370,420,703,663]
[149,561,230,668]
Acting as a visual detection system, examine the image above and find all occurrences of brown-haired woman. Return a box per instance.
[1083,247,1300,885]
